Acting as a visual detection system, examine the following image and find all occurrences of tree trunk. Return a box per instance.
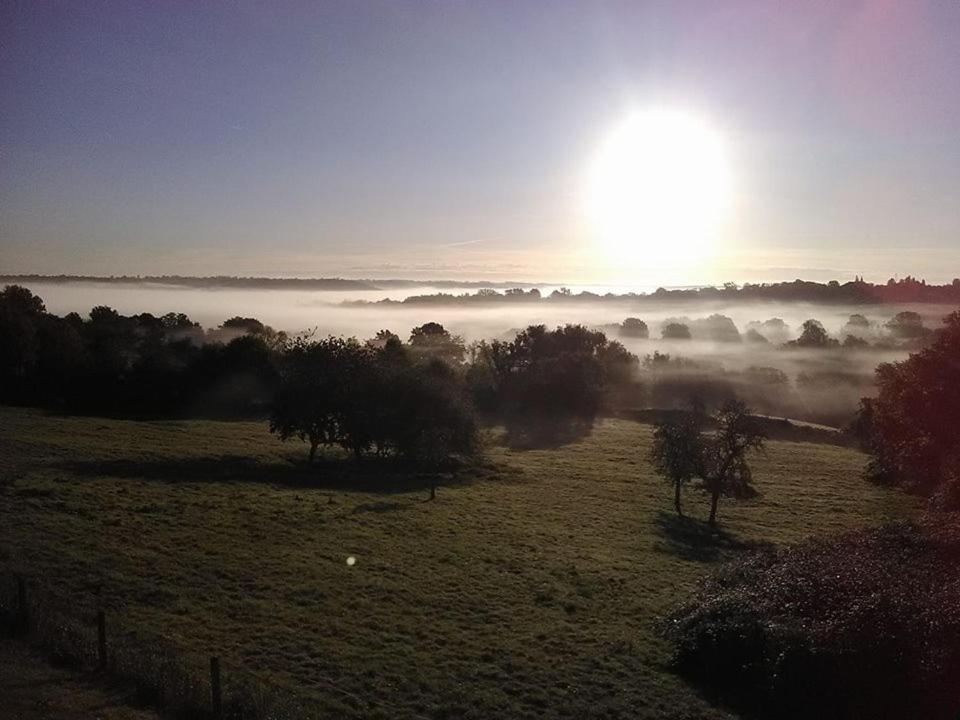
[674,482,683,516]
[708,489,720,526]
[308,439,318,464]
[429,484,436,501]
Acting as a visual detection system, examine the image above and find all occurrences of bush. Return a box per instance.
[856,311,960,498]
[663,519,960,719]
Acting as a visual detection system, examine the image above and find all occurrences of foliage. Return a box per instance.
[664,519,960,719]
[620,317,649,338]
[649,401,706,516]
[408,322,466,365]
[661,322,691,340]
[855,311,960,502]
[0,285,280,417]
[649,399,765,525]
[787,318,839,348]
[469,324,637,439]
[270,335,478,467]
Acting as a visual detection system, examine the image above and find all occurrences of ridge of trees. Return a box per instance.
[0,285,639,466]
[342,276,960,307]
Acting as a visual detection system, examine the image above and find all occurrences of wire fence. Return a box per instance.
[0,571,322,720]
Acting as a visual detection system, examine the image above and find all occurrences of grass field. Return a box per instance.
[0,637,161,720]
[0,407,918,719]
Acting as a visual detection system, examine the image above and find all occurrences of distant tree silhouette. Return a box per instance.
[620,317,649,338]
[789,319,839,348]
[692,314,741,343]
[409,322,465,365]
[843,334,870,348]
[885,310,928,341]
[845,313,870,330]
[662,322,692,340]
[470,324,636,441]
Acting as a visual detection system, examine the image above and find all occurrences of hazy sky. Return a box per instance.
[2,1,959,284]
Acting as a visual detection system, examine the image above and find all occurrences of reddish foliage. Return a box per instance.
[664,519,960,719]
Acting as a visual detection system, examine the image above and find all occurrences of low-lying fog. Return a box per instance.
[22,281,956,426]
[22,281,954,345]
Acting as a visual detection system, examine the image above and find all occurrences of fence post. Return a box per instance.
[97,609,107,669]
[210,656,222,719]
[15,575,27,634]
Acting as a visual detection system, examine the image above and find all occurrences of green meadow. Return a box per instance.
[0,407,917,719]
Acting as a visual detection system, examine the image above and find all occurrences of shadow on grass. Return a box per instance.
[652,511,770,563]
[57,453,509,495]
[502,418,594,450]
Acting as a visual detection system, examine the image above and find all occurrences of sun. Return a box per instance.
[584,108,733,267]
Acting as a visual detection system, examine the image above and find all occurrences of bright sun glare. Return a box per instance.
[585,108,733,267]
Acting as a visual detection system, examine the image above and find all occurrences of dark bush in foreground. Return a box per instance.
[664,520,960,719]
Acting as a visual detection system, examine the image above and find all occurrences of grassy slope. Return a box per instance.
[0,408,917,719]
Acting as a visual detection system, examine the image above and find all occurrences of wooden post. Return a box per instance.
[97,610,107,669]
[210,656,222,719]
[15,575,27,634]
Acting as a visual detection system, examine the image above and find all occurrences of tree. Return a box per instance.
[692,314,741,343]
[662,322,692,340]
[269,337,351,462]
[0,285,46,383]
[789,319,838,348]
[885,310,927,340]
[701,400,765,525]
[650,402,706,515]
[648,399,765,525]
[620,317,649,338]
[855,311,960,504]
[389,359,478,497]
[481,324,636,437]
[409,322,465,365]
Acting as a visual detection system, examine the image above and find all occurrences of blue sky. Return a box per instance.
[2,1,959,283]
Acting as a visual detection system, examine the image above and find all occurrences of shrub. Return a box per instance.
[663,519,960,719]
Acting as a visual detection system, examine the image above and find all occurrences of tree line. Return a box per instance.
[0,285,637,467]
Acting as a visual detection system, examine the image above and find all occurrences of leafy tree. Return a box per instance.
[843,334,870,348]
[662,322,692,340]
[620,317,649,338]
[702,400,766,525]
[269,337,350,462]
[885,310,928,340]
[391,359,478,496]
[790,319,838,348]
[409,322,465,365]
[649,399,765,525]
[855,311,960,504]
[482,324,636,435]
[650,402,706,515]
[845,313,870,330]
[0,285,46,383]
[692,314,741,343]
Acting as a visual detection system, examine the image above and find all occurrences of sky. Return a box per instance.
[2,1,959,285]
